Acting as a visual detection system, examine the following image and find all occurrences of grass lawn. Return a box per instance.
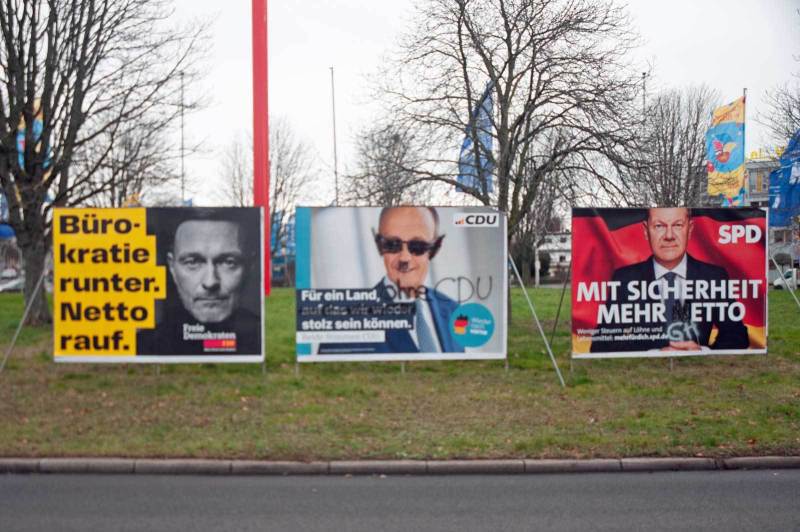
[0,288,798,460]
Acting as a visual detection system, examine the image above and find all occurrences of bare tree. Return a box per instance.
[509,171,565,285]
[615,85,719,207]
[379,0,643,239]
[762,81,800,143]
[0,0,205,323]
[79,115,184,208]
[218,135,253,208]
[344,123,431,206]
[762,78,800,144]
[217,118,316,263]
[760,10,800,144]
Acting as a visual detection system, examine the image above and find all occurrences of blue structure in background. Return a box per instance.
[769,129,800,228]
[457,82,494,194]
[0,192,13,240]
[271,211,296,285]
[0,192,8,223]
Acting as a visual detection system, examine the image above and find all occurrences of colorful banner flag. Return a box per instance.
[769,129,800,228]
[706,96,746,205]
[457,82,494,193]
[16,100,52,173]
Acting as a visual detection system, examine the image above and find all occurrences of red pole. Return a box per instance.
[252,0,270,294]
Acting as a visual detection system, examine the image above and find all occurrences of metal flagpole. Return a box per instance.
[330,66,339,206]
[180,71,185,204]
[0,269,47,376]
[742,87,747,204]
[508,256,566,388]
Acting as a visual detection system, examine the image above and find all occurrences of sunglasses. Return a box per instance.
[374,234,444,258]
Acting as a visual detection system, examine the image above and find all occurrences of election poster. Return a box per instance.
[572,207,767,359]
[53,207,264,363]
[295,206,507,362]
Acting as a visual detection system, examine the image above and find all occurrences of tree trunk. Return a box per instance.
[19,236,51,325]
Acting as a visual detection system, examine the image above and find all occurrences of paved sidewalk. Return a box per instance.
[1,456,799,475]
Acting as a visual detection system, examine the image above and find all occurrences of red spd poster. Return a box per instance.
[571,207,767,359]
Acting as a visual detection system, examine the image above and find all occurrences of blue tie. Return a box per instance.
[663,272,677,322]
[415,299,438,353]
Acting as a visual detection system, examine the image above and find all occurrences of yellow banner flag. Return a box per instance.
[706,97,746,205]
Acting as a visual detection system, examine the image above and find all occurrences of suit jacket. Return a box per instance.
[317,280,464,354]
[590,254,749,353]
[137,304,262,355]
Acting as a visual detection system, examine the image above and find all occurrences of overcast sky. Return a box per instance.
[172,0,800,206]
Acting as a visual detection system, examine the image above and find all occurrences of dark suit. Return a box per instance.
[317,280,464,354]
[590,254,749,353]
[137,304,262,355]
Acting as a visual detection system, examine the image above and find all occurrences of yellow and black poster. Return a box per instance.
[53,207,264,363]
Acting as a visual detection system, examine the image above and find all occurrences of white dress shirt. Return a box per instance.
[653,254,687,303]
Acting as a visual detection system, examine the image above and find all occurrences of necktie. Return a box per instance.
[415,299,438,353]
[663,271,677,322]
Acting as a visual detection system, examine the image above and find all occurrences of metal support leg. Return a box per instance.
[0,270,47,376]
[509,257,566,388]
[770,255,800,310]
[549,262,572,348]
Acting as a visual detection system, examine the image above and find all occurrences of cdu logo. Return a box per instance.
[452,212,499,227]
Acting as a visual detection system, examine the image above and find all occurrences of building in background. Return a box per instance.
[746,157,779,208]
[537,231,571,283]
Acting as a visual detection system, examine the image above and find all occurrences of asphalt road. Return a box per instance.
[1,470,798,531]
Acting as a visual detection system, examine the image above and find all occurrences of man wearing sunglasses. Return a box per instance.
[319,206,464,354]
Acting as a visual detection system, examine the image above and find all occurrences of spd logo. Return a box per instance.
[452,212,499,227]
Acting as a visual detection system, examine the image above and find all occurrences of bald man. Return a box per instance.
[318,206,464,355]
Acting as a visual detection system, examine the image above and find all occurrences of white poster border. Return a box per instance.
[53,207,266,364]
[295,206,508,364]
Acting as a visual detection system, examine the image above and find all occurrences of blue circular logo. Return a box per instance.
[450,303,495,348]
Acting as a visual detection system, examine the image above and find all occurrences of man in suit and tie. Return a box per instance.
[137,209,261,355]
[318,206,463,354]
[590,207,749,353]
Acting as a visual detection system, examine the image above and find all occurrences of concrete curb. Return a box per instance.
[0,458,38,474]
[427,460,524,474]
[231,460,329,475]
[721,456,800,470]
[620,457,717,472]
[134,459,231,475]
[524,459,621,473]
[331,460,427,475]
[2,457,799,475]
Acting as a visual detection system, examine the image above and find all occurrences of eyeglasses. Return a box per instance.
[374,234,444,257]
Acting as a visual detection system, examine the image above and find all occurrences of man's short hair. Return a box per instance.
[646,207,694,222]
[164,208,255,256]
[378,206,440,237]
